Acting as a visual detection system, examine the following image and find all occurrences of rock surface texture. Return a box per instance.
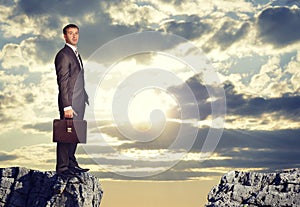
[206,168,300,207]
[0,167,103,207]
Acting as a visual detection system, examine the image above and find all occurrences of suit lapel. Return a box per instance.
[64,45,82,70]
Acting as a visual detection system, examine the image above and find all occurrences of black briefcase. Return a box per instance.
[53,119,87,143]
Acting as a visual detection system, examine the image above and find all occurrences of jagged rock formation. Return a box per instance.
[206,168,300,207]
[0,167,103,207]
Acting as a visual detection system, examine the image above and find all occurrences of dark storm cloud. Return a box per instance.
[161,15,211,40]
[213,22,250,50]
[195,128,300,153]
[0,152,17,162]
[11,0,140,59]
[224,82,300,118]
[31,36,60,63]
[95,76,300,176]
[285,0,300,7]
[193,128,300,173]
[257,6,300,46]
[16,0,100,17]
[170,74,210,102]
[102,77,300,180]
[167,73,225,120]
[158,128,300,180]
[204,21,250,51]
[22,121,52,132]
[168,75,300,121]
[79,21,139,58]
[79,126,300,181]
[0,0,14,6]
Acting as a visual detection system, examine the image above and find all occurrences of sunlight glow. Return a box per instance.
[128,88,177,131]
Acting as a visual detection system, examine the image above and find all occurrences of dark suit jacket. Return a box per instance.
[54,45,88,119]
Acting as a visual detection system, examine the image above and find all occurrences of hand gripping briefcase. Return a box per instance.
[53,119,87,143]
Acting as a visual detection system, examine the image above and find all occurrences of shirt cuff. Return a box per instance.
[64,106,72,111]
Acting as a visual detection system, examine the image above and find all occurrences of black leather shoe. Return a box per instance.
[70,166,90,173]
[57,169,76,181]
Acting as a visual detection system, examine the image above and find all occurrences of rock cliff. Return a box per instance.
[206,168,300,207]
[0,167,103,207]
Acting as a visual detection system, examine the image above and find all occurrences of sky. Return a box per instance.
[1,0,300,206]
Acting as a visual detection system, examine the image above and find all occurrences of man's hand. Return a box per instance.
[64,109,74,118]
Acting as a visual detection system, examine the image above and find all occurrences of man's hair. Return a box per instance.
[63,24,79,35]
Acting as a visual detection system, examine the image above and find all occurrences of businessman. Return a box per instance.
[54,24,89,178]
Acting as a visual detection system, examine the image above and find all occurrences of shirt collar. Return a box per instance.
[66,43,77,54]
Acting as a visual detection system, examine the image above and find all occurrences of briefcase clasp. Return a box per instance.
[67,127,72,133]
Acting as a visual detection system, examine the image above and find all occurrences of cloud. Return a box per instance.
[212,22,250,50]
[224,81,300,119]
[159,0,185,6]
[1,0,139,56]
[257,6,300,46]
[150,69,300,131]
[148,127,300,180]
[285,51,300,92]
[21,36,59,65]
[22,121,52,133]
[106,0,168,27]
[1,2,58,38]
[159,15,211,40]
[167,73,225,120]
[0,66,57,131]
[98,121,182,149]
[165,70,300,124]
[204,21,250,52]
[0,43,25,69]
[83,127,300,180]
[198,128,300,172]
[1,124,299,181]
[0,151,17,162]
[285,0,300,7]
[16,0,100,17]
[0,144,56,171]
[0,110,14,124]
[0,37,59,70]
[91,168,221,181]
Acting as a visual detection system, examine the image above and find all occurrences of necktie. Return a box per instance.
[75,50,83,69]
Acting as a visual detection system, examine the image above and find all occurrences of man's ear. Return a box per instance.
[63,34,67,41]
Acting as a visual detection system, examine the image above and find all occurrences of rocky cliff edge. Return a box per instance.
[0,167,103,207]
[206,168,300,207]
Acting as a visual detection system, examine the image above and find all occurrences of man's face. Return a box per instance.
[64,27,79,46]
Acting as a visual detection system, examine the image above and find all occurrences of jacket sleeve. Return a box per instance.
[55,51,72,108]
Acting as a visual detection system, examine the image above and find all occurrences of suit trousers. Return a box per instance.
[56,105,85,173]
